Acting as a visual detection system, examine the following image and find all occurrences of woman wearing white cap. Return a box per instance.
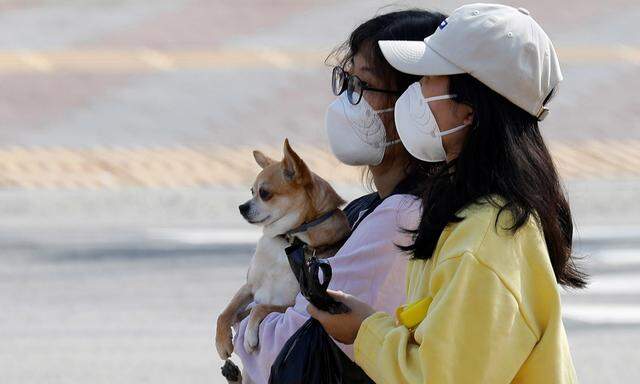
[309,4,586,383]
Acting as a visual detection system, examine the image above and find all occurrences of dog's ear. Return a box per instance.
[253,150,275,169]
[282,138,312,185]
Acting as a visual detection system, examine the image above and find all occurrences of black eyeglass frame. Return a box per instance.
[331,66,401,105]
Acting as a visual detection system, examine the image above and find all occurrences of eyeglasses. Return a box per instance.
[331,66,401,105]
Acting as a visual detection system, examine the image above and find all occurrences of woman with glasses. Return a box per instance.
[310,4,585,384]
[230,9,446,384]
[331,65,402,105]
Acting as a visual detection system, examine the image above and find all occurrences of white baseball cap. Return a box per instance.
[379,3,562,120]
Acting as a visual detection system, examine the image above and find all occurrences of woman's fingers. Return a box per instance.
[306,291,377,345]
[307,303,319,317]
[307,303,349,343]
[326,289,348,300]
[307,290,350,317]
[307,303,326,321]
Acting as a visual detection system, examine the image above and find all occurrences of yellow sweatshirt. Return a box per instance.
[353,199,578,383]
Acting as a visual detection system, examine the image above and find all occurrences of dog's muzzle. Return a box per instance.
[238,201,251,219]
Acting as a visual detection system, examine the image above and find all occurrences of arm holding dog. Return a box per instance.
[215,283,254,360]
[217,139,351,382]
[233,194,421,383]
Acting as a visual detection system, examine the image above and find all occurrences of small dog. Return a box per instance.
[215,139,350,380]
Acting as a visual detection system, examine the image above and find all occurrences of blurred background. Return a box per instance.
[0,0,638,383]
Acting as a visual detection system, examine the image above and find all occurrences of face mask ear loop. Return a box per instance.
[383,138,401,147]
[424,94,457,103]
[434,123,468,138]
[374,107,394,114]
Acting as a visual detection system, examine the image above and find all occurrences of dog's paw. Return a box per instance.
[216,336,234,360]
[215,327,234,360]
[221,360,242,383]
[243,324,260,354]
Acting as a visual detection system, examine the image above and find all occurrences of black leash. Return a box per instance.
[285,238,350,315]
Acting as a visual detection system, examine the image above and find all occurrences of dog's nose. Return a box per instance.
[239,202,250,216]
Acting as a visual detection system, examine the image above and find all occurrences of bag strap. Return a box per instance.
[349,176,417,232]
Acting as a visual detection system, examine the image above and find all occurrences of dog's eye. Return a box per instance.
[259,187,271,201]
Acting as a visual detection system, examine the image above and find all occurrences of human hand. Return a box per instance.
[307,289,376,344]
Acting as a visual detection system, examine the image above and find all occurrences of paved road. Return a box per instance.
[1,230,639,384]
[564,238,640,383]
[0,0,639,149]
[0,0,638,197]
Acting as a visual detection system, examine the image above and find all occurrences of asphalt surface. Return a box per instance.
[0,1,639,383]
[1,227,639,384]
[0,0,639,148]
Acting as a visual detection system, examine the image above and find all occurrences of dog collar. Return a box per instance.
[284,208,341,237]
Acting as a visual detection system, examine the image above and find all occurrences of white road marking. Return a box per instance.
[137,49,175,71]
[257,49,294,69]
[148,228,261,245]
[576,226,640,242]
[562,245,640,324]
[616,44,640,65]
[563,304,640,324]
[591,248,640,266]
[17,51,53,72]
[0,142,638,189]
[570,273,640,294]
[0,46,639,73]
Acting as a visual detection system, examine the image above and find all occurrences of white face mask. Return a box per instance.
[325,93,400,166]
[394,82,468,162]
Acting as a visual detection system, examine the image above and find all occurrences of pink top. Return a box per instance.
[233,194,422,383]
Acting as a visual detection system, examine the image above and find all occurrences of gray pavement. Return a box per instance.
[0,179,639,383]
[1,222,639,384]
[0,242,247,384]
[0,0,639,148]
[0,179,638,231]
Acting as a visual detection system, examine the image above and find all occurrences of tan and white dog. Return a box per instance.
[215,139,350,378]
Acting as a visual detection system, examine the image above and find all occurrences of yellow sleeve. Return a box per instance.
[354,252,539,384]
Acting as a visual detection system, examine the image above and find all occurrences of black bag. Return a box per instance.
[268,242,374,384]
[268,317,373,384]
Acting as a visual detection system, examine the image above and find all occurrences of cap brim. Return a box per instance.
[379,38,465,76]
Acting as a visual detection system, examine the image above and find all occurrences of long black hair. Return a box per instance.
[328,9,448,189]
[402,74,587,288]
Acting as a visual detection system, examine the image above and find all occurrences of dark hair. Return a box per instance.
[328,9,448,189]
[402,74,587,288]
[330,9,447,97]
